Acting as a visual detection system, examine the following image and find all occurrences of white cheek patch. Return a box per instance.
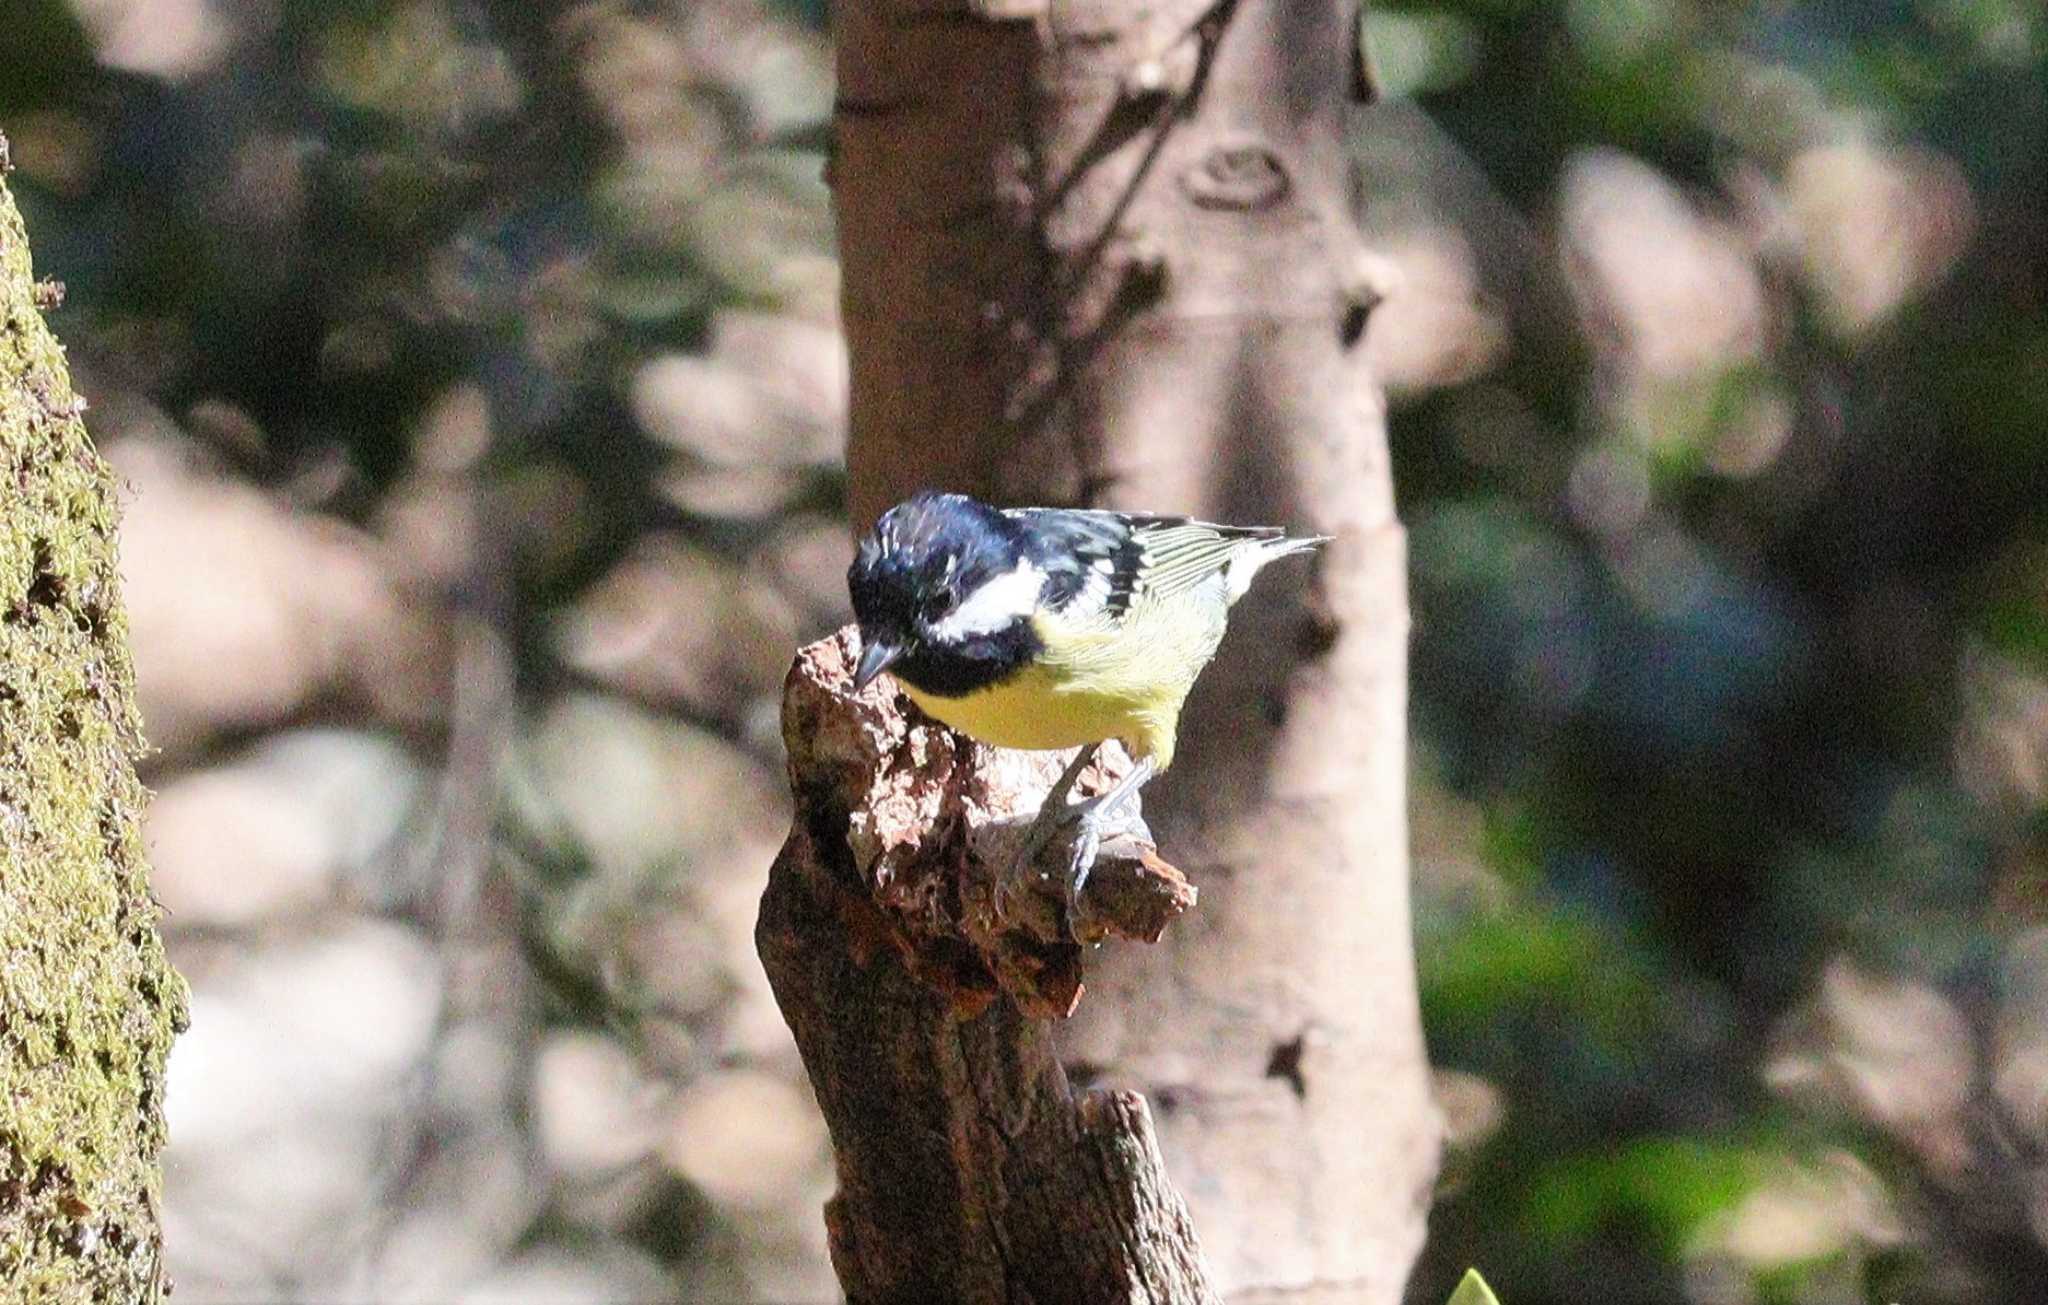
[929,561,1045,641]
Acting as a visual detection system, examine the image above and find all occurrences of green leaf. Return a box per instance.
[1523,1136,1763,1255]
[1447,1269,1502,1305]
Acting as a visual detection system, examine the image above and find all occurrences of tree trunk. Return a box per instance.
[782,0,1441,1299]
[834,0,1441,1298]
[0,137,188,1300]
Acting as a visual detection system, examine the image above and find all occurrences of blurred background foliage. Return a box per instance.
[0,0,2043,1302]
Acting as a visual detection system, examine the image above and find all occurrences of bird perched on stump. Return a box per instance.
[847,490,1328,905]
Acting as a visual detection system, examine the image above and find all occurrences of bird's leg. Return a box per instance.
[998,745,1099,921]
[1013,743,1100,870]
[1042,742,1101,822]
[1059,755,1156,912]
[1000,746,1157,932]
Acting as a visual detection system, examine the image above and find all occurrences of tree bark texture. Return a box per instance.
[761,631,1218,1303]
[832,1,1440,1301]
[0,138,188,1300]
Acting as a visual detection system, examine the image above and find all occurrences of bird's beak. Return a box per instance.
[852,636,903,693]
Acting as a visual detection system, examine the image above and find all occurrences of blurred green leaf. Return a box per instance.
[1479,802,1545,885]
[1370,11,1484,99]
[1447,1268,1503,1305]
[1421,901,1659,1035]
[1525,1137,1764,1256]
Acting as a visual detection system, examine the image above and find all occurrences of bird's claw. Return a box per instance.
[1065,816,1103,919]
[994,747,1155,938]
[1027,784,1149,935]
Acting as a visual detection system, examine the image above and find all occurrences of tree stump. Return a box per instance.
[757,627,1217,1304]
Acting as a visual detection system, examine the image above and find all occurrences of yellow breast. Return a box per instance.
[896,597,1226,771]
[901,665,1163,757]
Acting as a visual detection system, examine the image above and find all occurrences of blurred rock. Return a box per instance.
[1561,148,1765,381]
[533,1031,670,1179]
[633,1015,705,1079]
[1565,442,1652,540]
[498,462,601,586]
[658,462,818,521]
[1956,643,2048,818]
[165,1111,397,1297]
[1994,929,2048,1144]
[455,1246,671,1305]
[630,310,846,469]
[147,730,424,928]
[1701,383,1794,479]
[316,0,525,131]
[685,826,804,1068]
[380,459,599,598]
[511,692,786,881]
[1427,1066,1505,1201]
[218,131,315,240]
[554,1161,698,1241]
[338,1120,541,1305]
[164,919,444,1293]
[679,0,834,136]
[552,538,797,721]
[113,434,449,759]
[1409,767,1516,912]
[3,109,103,197]
[718,962,807,1071]
[724,1191,842,1304]
[661,1070,829,1212]
[1559,149,1783,471]
[562,4,711,167]
[414,381,495,473]
[429,1016,529,1123]
[1361,225,1507,396]
[182,396,269,462]
[539,866,751,1050]
[669,1201,840,1304]
[1785,142,1974,337]
[630,358,770,466]
[614,903,732,1023]
[684,168,836,303]
[762,513,853,638]
[74,0,235,82]
[167,919,443,1152]
[1765,957,1974,1180]
[1695,1150,1903,1271]
[378,468,479,589]
[1432,1068,1505,1155]
[672,1247,755,1305]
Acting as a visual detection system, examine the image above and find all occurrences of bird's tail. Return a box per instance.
[1259,532,1331,560]
[1225,531,1330,601]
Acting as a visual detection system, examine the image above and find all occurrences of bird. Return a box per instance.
[846,489,1328,906]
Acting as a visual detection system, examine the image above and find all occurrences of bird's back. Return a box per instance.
[996,509,1326,768]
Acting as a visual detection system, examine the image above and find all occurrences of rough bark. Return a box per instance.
[830,0,1440,1301]
[759,630,1217,1302]
[0,137,189,1298]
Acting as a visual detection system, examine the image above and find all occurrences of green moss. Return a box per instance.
[0,140,189,1300]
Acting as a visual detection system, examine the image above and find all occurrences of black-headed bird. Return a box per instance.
[847,490,1327,901]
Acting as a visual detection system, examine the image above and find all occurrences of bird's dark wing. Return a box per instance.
[1004,507,1289,617]
[1004,507,1144,618]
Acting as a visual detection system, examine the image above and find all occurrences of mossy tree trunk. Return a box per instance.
[0,137,188,1300]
